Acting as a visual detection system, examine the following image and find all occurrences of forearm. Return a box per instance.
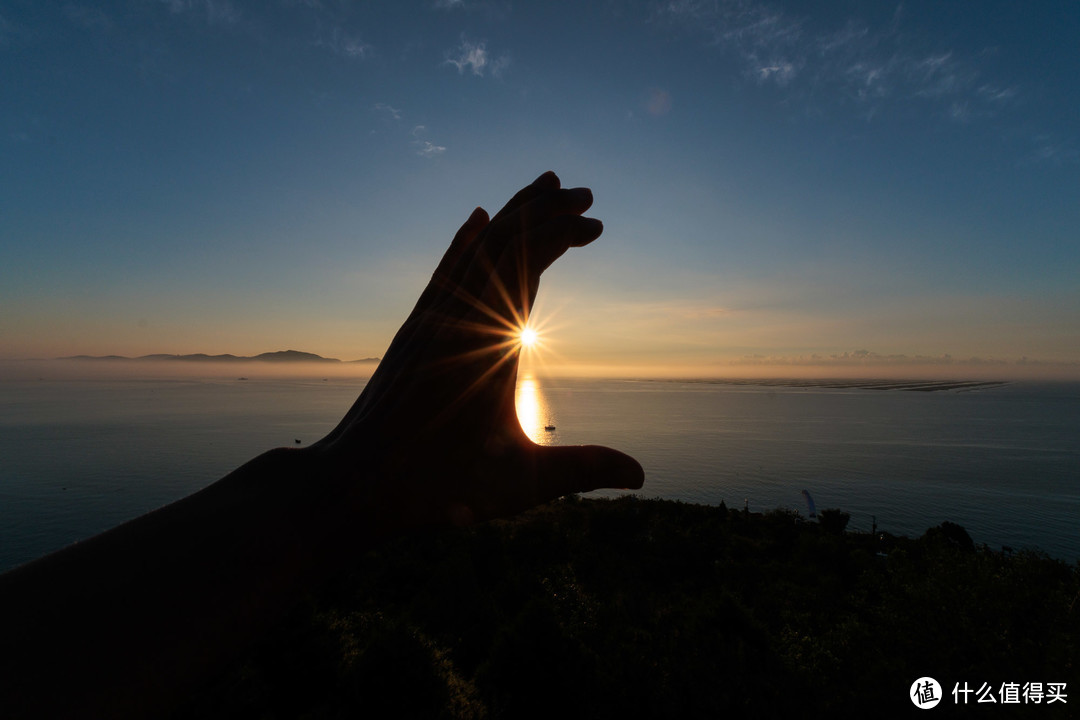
[0,446,360,718]
[0,171,642,717]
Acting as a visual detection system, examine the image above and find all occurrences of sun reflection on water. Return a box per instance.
[515,374,556,445]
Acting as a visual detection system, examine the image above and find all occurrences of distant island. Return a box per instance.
[59,350,380,364]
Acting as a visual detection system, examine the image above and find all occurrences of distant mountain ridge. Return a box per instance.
[60,350,380,364]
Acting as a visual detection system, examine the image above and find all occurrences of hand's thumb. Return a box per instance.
[530,444,644,502]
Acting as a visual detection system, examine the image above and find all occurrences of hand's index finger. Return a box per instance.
[489,171,561,226]
[487,187,594,241]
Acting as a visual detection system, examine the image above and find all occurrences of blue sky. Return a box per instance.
[2,1,1078,377]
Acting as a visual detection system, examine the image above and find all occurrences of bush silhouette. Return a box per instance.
[922,520,976,553]
[817,508,850,534]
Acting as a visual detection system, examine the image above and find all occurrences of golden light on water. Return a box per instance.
[426,265,566,430]
[515,373,556,445]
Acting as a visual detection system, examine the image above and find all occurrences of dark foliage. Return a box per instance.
[818,507,850,535]
[179,497,1079,719]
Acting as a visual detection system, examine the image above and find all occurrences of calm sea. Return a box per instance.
[1,372,1077,570]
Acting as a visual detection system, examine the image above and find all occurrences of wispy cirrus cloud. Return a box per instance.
[909,52,975,99]
[757,61,797,86]
[656,0,1018,124]
[416,140,447,157]
[411,125,446,157]
[977,84,1017,105]
[314,26,371,59]
[445,35,509,78]
[368,109,447,158]
[659,0,804,85]
[1026,135,1079,166]
[374,103,402,121]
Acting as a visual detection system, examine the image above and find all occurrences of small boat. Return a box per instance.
[544,425,556,431]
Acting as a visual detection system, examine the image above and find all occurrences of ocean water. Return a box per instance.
[0,373,1077,571]
[535,378,1080,562]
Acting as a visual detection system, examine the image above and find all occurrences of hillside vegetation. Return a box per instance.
[181,497,1078,718]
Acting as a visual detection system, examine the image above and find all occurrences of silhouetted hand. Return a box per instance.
[0,171,643,718]
[315,170,644,536]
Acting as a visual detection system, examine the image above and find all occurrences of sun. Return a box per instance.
[519,327,538,348]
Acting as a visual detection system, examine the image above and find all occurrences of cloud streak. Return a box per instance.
[657,0,1018,124]
[374,103,402,121]
[416,140,447,157]
[445,35,509,78]
[411,125,446,157]
[315,26,371,59]
[1027,135,1079,166]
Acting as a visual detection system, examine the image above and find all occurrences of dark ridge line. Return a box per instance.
[57,351,381,364]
